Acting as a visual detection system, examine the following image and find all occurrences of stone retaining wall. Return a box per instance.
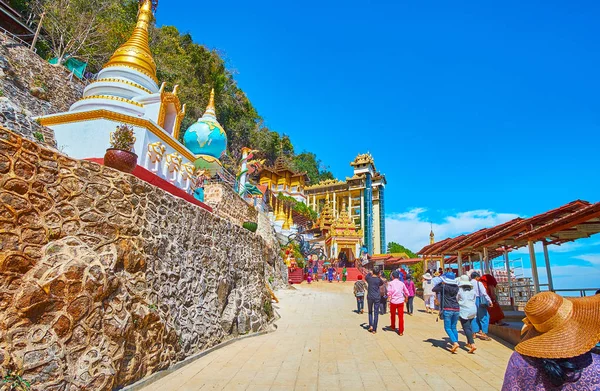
[0,128,285,390]
[204,182,258,227]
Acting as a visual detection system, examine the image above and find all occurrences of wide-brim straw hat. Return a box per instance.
[423,273,432,280]
[516,292,600,359]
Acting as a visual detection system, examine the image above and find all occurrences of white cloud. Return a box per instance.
[574,254,600,267]
[385,207,520,253]
[512,241,583,255]
[521,264,600,293]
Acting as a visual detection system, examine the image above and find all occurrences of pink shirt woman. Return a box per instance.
[387,279,409,304]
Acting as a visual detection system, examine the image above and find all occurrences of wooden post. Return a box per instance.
[481,247,490,274]
[528,240,540,293]
[30,12,45,51]
[542,241,554,292]
[504,248,514,309]
[457,251,463,275]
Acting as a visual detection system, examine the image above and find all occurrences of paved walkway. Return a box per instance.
[141,282,513,390]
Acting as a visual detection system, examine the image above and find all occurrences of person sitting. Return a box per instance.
[501,291,600,390]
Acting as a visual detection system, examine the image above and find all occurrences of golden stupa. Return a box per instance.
[104,0,157,82]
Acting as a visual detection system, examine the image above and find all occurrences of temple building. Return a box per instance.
[305,153,386,255]
[36,0,226,195]
[259,156,308,204]
[325,201,363,261]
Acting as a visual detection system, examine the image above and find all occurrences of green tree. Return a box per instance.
[292,152,335,185]
[387,242,418,258]
[33,0,138,66]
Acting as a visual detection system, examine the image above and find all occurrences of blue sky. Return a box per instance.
[157,0,600,290]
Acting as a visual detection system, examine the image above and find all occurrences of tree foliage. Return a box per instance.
[387,242,418,259]
[291,152,334,184]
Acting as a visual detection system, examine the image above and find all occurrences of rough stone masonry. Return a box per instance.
[0,127,285,390]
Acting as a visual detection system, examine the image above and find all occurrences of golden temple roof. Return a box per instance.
[104,0,158,82]
[318,197,335,231]
[263,156,307,178]
[330,202,362,238]
[351,153,375,167]
[305,178,346,190]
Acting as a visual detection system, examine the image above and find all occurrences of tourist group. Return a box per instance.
[353,268,600,390]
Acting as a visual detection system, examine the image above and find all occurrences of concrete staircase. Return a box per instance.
[288,268,304,284]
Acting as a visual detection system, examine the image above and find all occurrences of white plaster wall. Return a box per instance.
[51,119,196,191]
[51,118,146,160]
[95,66,159,93]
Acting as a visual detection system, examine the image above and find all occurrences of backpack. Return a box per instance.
[354,281,366,297]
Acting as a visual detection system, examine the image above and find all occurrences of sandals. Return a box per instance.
[468,345,477,354]
[479,334,492,341]
[450,343,459,353]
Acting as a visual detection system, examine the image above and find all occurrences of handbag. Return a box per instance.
[477,281,489,307]
[438,285,445,320]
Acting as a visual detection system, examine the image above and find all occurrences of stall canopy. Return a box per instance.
[417,199,600,294]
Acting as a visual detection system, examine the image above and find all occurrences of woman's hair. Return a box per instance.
[537,357,584,387]
[471,271,481,279]
[406,275,412,281]
[460,285,472,291]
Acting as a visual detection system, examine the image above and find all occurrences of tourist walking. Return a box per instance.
[457,275,477,353]
[379,275,388,315]
[353,275,367,314]
[501,292,600,390]
[405,275,416,316]
[365,268,384,333]
[387,270,409,336]
[342,266,347,282]
[432,272,461,353]
[470,271,493,341]
[422,272,435,314]
[328,266,334,283]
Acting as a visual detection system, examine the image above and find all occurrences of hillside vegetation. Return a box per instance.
[10,0,334,181]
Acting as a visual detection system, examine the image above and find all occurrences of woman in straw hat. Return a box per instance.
[422,272,435,314]
[501,292,600,390]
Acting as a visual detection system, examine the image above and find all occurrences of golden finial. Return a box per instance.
[430,222,435,244]
[208,88,215,110]
[202,88,217,118]
[104,0,157,82]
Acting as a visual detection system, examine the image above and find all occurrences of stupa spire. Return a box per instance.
[204,88,216,118]
[430,222,435,244]
[104,0,157,82]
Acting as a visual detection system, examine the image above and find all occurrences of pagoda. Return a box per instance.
[260,156,308,204]
[305,153,386,255]
[325,202,363,261]
[36,0,226,195]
